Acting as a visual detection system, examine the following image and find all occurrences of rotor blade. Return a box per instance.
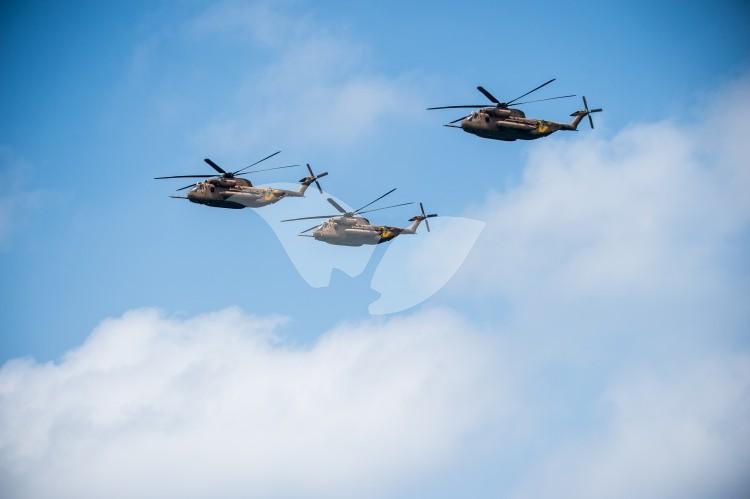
[448,114,471,124]
[420,202,429,232]
[236,164,298,175]
[169,196,189,199]
[300,223,322,234]
[477,86,500,104]
[506,78,556,106]
[357,202,415,215]
[590,108,603,113]
[581,96,593,129]
[444,124,462,128]
[308,164,322,193]
[426,105,488,110]
[509,94,576,106]
[232,150,282,175]
[176,182,197,191]
[327,198,348,213]
[281,215,338,222]
[353,188,397,214]
[204,158,227,175]
[154,174,215,179]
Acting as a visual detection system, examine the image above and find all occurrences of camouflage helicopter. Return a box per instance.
[427,78,602,141]
[281,188,437,247]
[155,151,328,209]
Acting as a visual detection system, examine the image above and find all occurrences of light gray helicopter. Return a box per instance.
[282,188,437,246]
[427,79,603,141]
[155,151,328,209]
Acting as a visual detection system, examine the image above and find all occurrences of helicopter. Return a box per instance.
[427,78,602,141]
[155,151,328,209]
[281,188,437,247]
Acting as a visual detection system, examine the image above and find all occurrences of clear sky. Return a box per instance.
[1,2,749,499]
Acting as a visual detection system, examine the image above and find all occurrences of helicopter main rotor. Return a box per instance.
[426,78,576,122]
[154,151,300,191]
[281,188,415,235]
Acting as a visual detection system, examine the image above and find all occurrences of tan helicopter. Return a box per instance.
[155,151,328,209]
[281,188,437,247]
[427,79,602,141]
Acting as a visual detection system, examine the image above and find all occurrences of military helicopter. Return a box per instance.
[155,151,328,209]
[281,188,437,247]
[427,78,602,141]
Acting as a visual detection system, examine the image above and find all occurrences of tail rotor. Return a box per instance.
[409,202,438,232]
[581,96,603,129]
[300,163,328,194]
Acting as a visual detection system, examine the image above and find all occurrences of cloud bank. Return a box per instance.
[0,308,507,499]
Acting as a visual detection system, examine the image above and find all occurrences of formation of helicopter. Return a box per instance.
[156,78,602,247]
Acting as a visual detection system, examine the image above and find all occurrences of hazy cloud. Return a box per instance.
[510,356,750,499]
[0,308,509,499]
[186,2,420,156]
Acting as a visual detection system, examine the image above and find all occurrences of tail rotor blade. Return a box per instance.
[582,96,598,129]
[420,202,430,232]
[308,163,323,193]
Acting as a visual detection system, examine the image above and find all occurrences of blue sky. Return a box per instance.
[1,2,749,498]
[1,0,747,361]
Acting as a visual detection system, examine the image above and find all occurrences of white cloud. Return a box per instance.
[466,121,748,301]
[0,307,509,499]
[456,77,750,348]
[510,355,750,499]
[439,75,750,498]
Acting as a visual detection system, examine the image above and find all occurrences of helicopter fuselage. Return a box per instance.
[186,178,307,209]
[459,107,571,141]
[311,216,406,246]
